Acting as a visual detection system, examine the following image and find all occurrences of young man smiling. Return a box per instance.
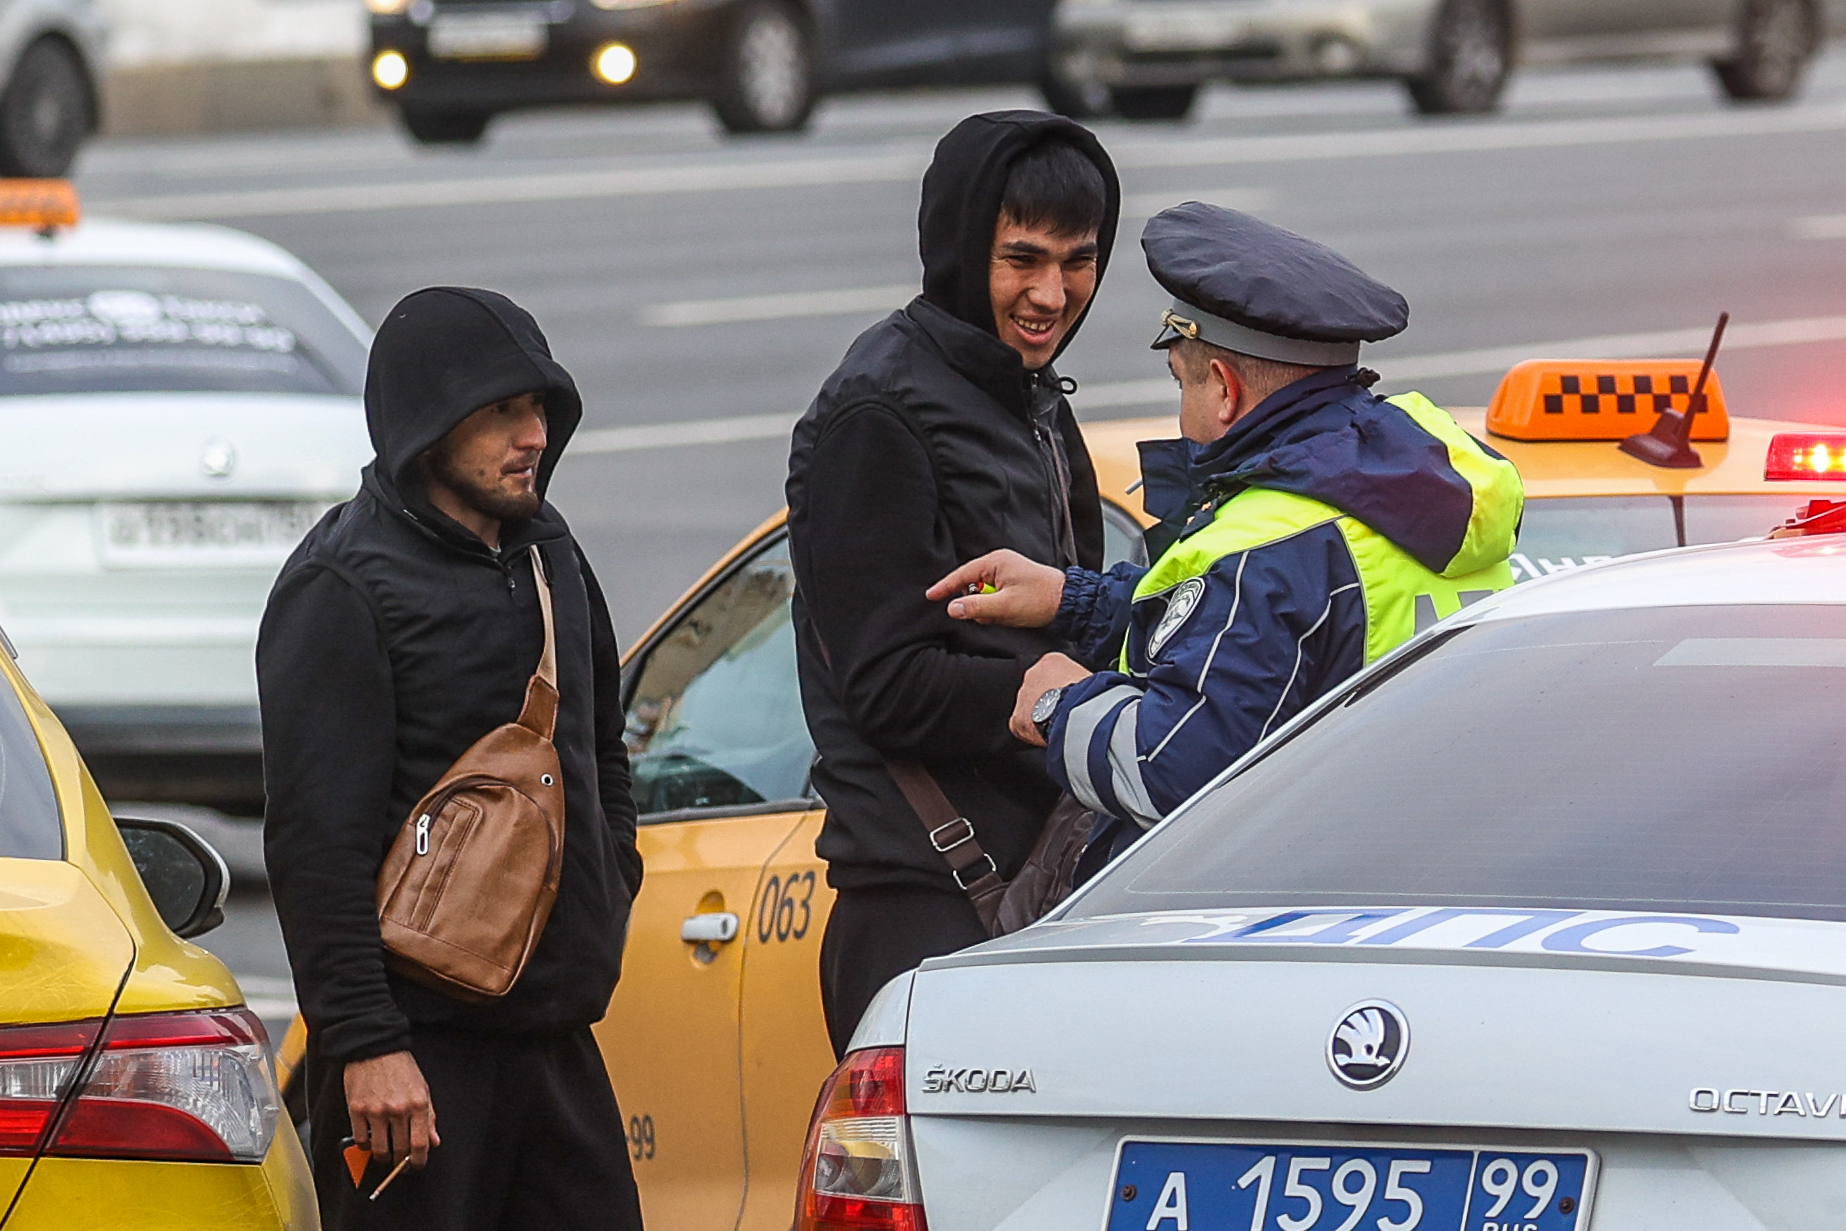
[259,288,644,1230]
[786,112,1120,1054]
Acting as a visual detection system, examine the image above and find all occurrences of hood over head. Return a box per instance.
[364,287,582,507]
[1144,369,1523,578]
[918,110,1120,361]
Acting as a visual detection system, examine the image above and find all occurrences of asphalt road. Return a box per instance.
[74,49,1846,1026]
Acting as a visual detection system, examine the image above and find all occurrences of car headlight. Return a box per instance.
[366,0,412,14]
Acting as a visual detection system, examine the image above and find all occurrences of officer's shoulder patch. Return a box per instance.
[1147,576,1207,660]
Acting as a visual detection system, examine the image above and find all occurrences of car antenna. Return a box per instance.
[1618,312,1728,469]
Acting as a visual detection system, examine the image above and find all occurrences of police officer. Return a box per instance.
[929,203,1524,853]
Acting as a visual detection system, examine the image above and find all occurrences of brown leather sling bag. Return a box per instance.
[375,545,566,1001]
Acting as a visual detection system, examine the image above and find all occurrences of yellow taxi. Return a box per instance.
[0,620,312,1225]
[274,355,1846,1231]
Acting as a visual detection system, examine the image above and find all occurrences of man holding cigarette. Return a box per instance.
[259,288,644,1230]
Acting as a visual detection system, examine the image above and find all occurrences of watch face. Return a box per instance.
[1032,686,1062,725]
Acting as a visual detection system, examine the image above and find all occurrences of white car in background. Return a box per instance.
[804,532,1846,1231]
[0,198,371,813]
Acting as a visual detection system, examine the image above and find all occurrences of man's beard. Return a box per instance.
[422,441,542,523]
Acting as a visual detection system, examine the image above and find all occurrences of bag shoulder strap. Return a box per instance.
[516,545,560,739]
[884,758,1005,910]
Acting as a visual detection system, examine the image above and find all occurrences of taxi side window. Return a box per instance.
[1101,500,1150,569]
[624,536,814,820]
[0,681,62,860]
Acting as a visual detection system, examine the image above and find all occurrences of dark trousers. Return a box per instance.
[820,884,987,1058]
[307,1026,643,1231]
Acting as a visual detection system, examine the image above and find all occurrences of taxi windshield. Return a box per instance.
[1511,494,1814,581]
[0,265,368,398]
[1072,604,1846,924]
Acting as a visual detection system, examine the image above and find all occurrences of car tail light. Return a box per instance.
[795,1047,925,1231]
[0,1020,100,1156]
[0,1009,280,1164]
[1765,432,1846,480]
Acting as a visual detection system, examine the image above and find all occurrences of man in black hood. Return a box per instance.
[786,112,1120,1054]
[259,287,644,1230]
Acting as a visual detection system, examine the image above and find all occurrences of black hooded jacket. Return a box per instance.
[259,288,641,1064]
[786,112,1119,893]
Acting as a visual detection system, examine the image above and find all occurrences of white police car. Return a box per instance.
[799,531,1846,1231]
[0,182,371,811]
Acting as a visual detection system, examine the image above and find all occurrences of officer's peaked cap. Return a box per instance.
[1144,202,1408,366]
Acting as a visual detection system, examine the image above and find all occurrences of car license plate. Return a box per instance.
[97,501,329,569]
[1109,1140,1594,1231]
[1124,11,1246,52]
[428,14,547,61]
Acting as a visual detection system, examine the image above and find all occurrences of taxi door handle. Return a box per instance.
[681,912,740,944]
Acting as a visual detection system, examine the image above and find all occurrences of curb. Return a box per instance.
[100,57,389,137]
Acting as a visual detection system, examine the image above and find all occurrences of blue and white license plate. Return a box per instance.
[1108,1140,1594,1231]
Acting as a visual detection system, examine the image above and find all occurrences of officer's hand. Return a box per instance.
[345,1050,440,1170]
[928,550,1065,628]
[1011,653,1092,747]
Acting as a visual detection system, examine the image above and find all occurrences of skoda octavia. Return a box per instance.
[802,534,1846,1231]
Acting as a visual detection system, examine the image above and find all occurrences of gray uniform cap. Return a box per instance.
[1143,202,1409,366]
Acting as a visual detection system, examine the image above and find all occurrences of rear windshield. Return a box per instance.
[0,266,368,398]
[1512,494,1812,581]
[0,678,62,860]
[1071,605,1846,923]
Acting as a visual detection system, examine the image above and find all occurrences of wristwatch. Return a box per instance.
[1031,685,1066,740]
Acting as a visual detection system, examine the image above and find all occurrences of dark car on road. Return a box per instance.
[365,0,1063,143]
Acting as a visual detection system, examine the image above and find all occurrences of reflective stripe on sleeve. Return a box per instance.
[1059,684,1141,819]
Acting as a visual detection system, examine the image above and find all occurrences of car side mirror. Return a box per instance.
[115,816,230,939]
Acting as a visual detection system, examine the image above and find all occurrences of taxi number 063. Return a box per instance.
[756,871,815,943]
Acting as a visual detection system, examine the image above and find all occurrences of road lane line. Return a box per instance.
[641,283,914,327]
[566,312,1846,454]
[1119,188,1277,219]
[88,102,1846,220]
[92,152,931,220]
[1793,215,1846,239]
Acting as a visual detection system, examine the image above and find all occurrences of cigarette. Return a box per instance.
[369,1156,412,1201]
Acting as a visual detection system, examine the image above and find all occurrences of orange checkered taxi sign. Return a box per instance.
[0,179,78,231]
[1486,359,1730,442]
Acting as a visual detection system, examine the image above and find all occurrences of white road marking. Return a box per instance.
[565,311,1846,454]
[573,413,797,454]
[1793,214,1846,239]
[1119,187,1277,219]
[235,974,298,1019]
[641,283,913,327]
[88,102,1846,220]
[93,152,930,220]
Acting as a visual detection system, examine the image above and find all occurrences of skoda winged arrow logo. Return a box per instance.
[1327,1000,1409,1089]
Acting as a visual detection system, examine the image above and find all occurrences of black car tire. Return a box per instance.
[712,1,815,135]
[1108,85,1198,121]
[400,108,492,145]
[1040,68,1110,119]
[1713,0,1815,101]
[0,38,92,178]
[1405,0,1510,116]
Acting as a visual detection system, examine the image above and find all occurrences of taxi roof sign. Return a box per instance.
[1486,358,1729,443]
[0,179,79,232]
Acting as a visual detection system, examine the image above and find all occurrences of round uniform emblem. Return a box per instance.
[1147,577,1206,660]
[1326,1000,1409,1089]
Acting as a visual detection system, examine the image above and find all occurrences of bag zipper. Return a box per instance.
[415,814,431,856]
